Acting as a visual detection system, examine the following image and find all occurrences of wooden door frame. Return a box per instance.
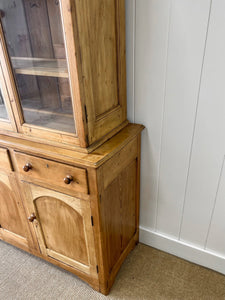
[0,37,17,132]
[60,0,88,147]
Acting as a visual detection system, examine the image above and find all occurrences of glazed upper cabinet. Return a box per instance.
[0,0,127,150]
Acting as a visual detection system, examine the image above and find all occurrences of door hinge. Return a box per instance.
[96,265,99,273]
[91,216,94,226]
[84,105,88,123]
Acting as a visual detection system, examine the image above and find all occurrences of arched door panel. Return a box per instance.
[22,182,97,277]
[35,196,88,265]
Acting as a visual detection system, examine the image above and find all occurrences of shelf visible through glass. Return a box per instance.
[11,57,68,78]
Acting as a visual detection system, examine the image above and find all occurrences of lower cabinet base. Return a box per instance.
[0,124,143,295]
[100,231,139,295]
[0,231,30,253]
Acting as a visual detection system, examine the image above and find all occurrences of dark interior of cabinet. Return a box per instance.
[0,0,75,133]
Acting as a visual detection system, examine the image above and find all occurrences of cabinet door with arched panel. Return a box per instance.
[21,182,98,278]
[0,148,32,251]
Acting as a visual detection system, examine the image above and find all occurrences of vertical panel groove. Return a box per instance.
[178,0,213,240]
[204,155,225,249]
[133,0,136,122]
[155,0,172,231]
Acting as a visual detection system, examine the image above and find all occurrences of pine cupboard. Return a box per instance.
[0,0,143,295]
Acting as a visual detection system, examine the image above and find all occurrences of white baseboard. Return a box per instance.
[139,226,225,275]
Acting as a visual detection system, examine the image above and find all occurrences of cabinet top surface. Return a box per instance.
[0,124,144,168]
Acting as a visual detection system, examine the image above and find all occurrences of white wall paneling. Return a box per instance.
[134,0,171,229]
[140,226,225,275]
[125,0,225,274]
[156,0,211,237]
[206,156,225,256]
[179,0,225,248]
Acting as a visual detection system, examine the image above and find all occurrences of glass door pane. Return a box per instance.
[0,87,8,120]
[0,0,75,134]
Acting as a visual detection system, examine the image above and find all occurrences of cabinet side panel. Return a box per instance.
[74,0,127,145]
[74,0,118,117]
[121,160,137,250]
[101,176,121,273]
[100,157,138,275]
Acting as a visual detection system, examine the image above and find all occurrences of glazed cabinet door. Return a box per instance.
[22,182,98,277]
[0,0,82,146]
[0,149,32,251]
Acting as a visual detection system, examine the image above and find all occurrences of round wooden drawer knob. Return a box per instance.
[64,175,73,184]
[28,213,36,222]
[23,163,32,172]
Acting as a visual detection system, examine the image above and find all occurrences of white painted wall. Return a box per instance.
[126,0,225,274]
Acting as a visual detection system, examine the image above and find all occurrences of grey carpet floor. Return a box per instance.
[0,241,225,300]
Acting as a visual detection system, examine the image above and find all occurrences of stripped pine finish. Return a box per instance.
[0,0,143,294]
[0,0,128,150]
[0,124,143,294]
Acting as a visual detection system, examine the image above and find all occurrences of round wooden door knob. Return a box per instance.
[28,213,36,222]
[64,175,73,184]
[23,163,32,172]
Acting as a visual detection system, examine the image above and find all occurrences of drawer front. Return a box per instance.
[15,152,88,194]
[0,148,12,171]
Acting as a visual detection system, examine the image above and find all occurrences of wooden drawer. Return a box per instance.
[15,152,88,194]
[0,147,12,171]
